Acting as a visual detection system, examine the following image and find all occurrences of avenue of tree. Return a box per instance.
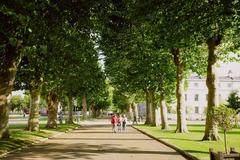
[1,0,240,142]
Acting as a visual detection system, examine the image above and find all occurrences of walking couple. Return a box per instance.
[111,114,127,133]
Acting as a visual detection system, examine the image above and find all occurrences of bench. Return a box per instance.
[210,148,240,160]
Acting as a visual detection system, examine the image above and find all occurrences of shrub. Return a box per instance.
[213,104,238,153]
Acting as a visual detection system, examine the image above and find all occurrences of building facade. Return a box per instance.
[185,73,240,120]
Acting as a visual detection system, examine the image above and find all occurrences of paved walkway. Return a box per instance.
[3,119,186,160]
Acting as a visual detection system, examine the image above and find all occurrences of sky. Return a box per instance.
[12,90,25,97]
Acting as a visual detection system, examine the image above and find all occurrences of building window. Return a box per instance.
[195,106,199,114]
[218,83,221,87]
[194,83,198,87]
[228,83,232,88]
[185,94,187,101]
[194,94,199,101]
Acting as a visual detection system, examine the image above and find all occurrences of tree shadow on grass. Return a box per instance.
[184,149,209,154]
[0,138,33,155]
[157,137,202,142]
[0,130,55,157]
[219,130,240,135]
[186,124,204,127]
[13,130,51,139]
[9,124,26,129]
[188,129,204,133]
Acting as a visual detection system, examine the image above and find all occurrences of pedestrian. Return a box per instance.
[58,111,64,124]
[117,114,123,132]
[22,110,26,118]
[122,114,127,131]
[111,113,118,133]
[76,109,81,124]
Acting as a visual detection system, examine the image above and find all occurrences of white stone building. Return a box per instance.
[185,65,240,120]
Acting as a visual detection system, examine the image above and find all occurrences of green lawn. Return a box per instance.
[0,124,79,156]
[136,124,240,160]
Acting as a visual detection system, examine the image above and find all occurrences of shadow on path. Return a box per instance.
[4,142,181,160]
[52,138,154,141]
[3,121,186,160]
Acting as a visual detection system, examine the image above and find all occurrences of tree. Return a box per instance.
[96,0,167,130]
[16,46,49,131]
[213,104,238,153]
[195,1,237,141]
[10,96,23,112]
[13,0,103,129]
[3,0,67,132]
[172,48,188,132]
[46,92,58,128]
[62,45,105,121]
[227,91,240,113]
[134,0,237,137]
[159,94,169,130]
[112,89,132,113]
[0,0,112,136]
[87,80,111,118]
[0,0,31,138]
[9,94,30,113]
[131,0,210,132]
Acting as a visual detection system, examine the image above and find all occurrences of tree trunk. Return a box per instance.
[172,48,188,133]
[92,107,100,118]
[202,36,222,141]
[149,90,156,126]
[46,92,58,128]
[224,130,228,153]
[89,104,93,117]
[92,107,97,118]
[145,90,151,124]
[160,94,169,130]
[27,86,41,131]
[97,109,102,117]
[82,94,87,120]
[132,102,139,122]
[128,104,134,121]
[0,43,22,139]
[68,96,74,124]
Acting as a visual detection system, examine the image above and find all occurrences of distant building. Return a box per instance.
[138,103,146,117]
[137,63,240,121]
[185,71,240,120]
[12,90,25,97]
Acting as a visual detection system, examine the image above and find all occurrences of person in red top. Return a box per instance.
[111,114,118,133]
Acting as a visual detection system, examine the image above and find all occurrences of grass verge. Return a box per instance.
[0,123,79,156]
[135,124,240,160]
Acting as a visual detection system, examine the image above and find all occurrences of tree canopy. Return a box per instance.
[1,0,240,139]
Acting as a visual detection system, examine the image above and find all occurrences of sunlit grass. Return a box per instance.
[136,124,240,160]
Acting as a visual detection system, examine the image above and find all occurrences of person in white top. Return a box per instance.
[118,114,123,132]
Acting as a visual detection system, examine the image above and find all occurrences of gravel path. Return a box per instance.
[3,119,186,160]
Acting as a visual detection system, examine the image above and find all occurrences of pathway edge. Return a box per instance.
[131,125,200,160]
